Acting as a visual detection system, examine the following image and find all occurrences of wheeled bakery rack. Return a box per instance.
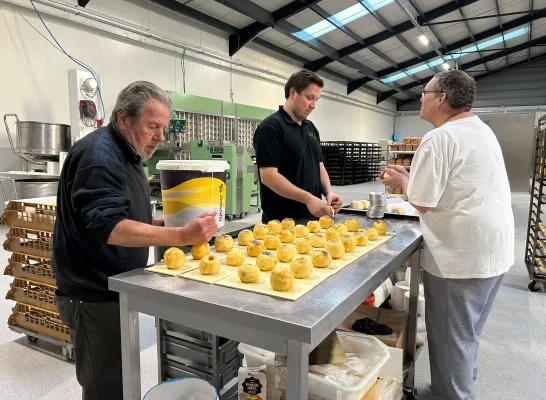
[321,141,382,185]
[1,199,75,361]
[525,114,546,292]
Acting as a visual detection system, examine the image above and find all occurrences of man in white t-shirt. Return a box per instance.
[381,70,514,400]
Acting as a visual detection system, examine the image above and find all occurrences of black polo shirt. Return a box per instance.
[52,123,152,302]
[253,106,323,223]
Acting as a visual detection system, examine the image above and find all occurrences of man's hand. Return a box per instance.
[380,166,409,190]
[181,211,218,245]
[326,192,343,213]
[305,196,331,218]
[152,218,164,226]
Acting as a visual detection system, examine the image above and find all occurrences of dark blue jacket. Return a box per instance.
[52,123,152,302]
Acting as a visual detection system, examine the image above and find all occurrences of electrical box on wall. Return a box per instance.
[68,69,103,143]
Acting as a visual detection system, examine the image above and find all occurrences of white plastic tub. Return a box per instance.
[143,377,218,399]
[238,331,390,400]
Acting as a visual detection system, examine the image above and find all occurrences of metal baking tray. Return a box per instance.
[339,198,420,221]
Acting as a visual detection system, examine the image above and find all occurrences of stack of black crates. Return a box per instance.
[321,141,381,186]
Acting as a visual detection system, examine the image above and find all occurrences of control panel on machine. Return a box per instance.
[68,69,103,143]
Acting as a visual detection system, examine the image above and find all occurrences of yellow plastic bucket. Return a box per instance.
[157,160,230,228]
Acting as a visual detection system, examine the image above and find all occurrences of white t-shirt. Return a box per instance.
[407,116,515,279]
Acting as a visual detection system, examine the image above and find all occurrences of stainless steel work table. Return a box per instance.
[109,217,423,400]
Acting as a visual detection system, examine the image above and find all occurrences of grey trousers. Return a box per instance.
[424,271,504,400]
[56,295,123,400]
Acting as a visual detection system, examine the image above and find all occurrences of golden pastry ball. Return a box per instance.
[279,229,296,244]
[277,244,296,263]
[270,267,294,292]
[253,224,268,240]
[341,234,357,252]
[237,229,254,246]
[214,235,234,252]
[256,250,278,271]
[290,257,312,279]
[226,249,245,266]
[319,215,333,229]
[364,228,380,241]
[294,237,312,254]
[199,255,220,275]
[281,218,295,230]
[264,233,281,250]
[311,249,332,268]
[325,240,345,259]
[373,220,388,235]
[191,243,210,260]
[267,219,282,234]
[345,218,360,232]
[247,240,266,257]
[334,223,348,235]
[238,263,260,283]
[294,224,310,238]
[307,220,321,233]
[325,227,341,241]
[310,233,327,248]
[355,232,368,246]
[164,247,185,269]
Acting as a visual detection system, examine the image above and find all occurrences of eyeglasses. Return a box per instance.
[421,90,443,99]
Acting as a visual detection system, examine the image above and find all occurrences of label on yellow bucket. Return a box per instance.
[158,161,228,228]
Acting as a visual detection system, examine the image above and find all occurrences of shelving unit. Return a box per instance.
[384,139,421,195]
[525,115,546,292]
[321,141,382,186]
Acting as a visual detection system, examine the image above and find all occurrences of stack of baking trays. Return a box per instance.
[1,197,74,361]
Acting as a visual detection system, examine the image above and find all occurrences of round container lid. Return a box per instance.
[156,160,230,173]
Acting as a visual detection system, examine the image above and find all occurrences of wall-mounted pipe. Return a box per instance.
[2,0,397,117]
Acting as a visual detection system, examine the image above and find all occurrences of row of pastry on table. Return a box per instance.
[161,216,390,292]
[350,199,409,215]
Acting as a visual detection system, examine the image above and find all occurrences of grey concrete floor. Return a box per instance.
[0,182,544,399]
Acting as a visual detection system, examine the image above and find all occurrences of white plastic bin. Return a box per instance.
[143,378,218,400]
[238,331,390,400]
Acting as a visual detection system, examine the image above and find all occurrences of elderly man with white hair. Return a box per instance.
[382,70,514,400]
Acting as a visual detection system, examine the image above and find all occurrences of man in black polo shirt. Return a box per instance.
[253,69,342,223]
[52,81,217,400]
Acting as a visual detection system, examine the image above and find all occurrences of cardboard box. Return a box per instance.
[338,305,408,357]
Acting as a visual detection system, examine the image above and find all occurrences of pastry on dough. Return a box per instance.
[199,255,220,275]
[294,224,310,238]
[226,249,245,266]
[310,233,327,248]
[270,267,294,292]
[307,220,321,233]
[341,234,357,252]
[247,240,266,257]
[373,220,388,235]
[319,215,333,229]
[311,249,332,268]
[264,233,281,250]
[325,227,341,241]
[351,200,364,210]
[253,224,268,240]
[280,229,296,244]
[364,228,379,241]
[391,205,405,215]
[325,240,345,259]
[277,244,296,263]
[256,250,277,271]
[267,219,282,234]
[214,235,234,252]
[290,257,312,279]
[295,237,312,254]
[334,223,348,235]
[237,229,254,246]
[345,218,360,232]
[191,243,210,260]
[360,200,370,209]
[355,232,368,246]
[238,263,260,283]
[281,218,295,230]
[164,247,185,269]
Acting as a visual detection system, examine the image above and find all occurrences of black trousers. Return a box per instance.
[56,295,123,400]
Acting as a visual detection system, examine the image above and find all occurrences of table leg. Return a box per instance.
[286,339,309,400]
[405,248,422,392]
[120,293,141,400]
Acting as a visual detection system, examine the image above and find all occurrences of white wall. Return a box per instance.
[394,115,433,140]
[0,0,397,173]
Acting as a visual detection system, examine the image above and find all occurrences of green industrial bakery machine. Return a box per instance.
[189,139,260,220]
